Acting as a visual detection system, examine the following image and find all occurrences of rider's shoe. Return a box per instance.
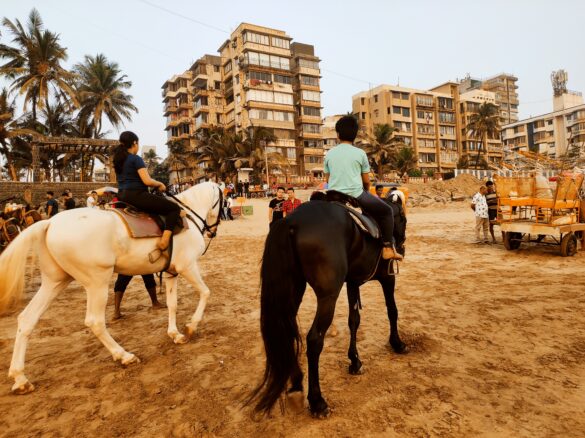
[382,245,403,261]
[157,230,172,251]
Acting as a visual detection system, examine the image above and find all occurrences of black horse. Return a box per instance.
[249,192,407,417]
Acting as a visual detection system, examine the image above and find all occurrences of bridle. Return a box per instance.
[166,186,223,254]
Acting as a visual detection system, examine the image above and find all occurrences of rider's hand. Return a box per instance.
[157,182,167,192]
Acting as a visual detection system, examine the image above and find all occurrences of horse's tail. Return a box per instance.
[248,219,303,415]
[0,220,49,314]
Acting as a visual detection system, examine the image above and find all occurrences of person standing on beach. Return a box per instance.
[45,191,59,217]
[268,186,285,226]
[113,274,164,319]
[471,186,489,243]
[283,187,301,217]
[485,181,498,243]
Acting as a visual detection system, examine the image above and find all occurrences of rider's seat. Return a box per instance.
[310,190,380,240]
[110,203,188,238]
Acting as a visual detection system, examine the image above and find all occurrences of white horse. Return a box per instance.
[0,181,222,394]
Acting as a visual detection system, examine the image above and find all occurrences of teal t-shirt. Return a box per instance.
[323,143,370,198]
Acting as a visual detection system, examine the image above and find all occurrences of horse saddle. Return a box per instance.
[110,206,188,238]
[310,191,380,240]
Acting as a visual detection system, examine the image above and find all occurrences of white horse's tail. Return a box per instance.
[0,220,50,314]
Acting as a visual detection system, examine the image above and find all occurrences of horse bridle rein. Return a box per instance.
[166,186,223,254]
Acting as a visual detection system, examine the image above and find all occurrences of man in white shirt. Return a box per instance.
[471,186,489,243]
[86,191,98,208]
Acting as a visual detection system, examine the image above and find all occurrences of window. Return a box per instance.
[214,81,221,90]
[361,97,365,105]
[439,125,455,135]
[417,124,435,135]
[303,106,321,117]
[299,59,319,70]
[302,90,320,102]
[439,112,455,123]
[214,65,220,72]
[274,111,293,121]
[243,31,269,45]
[300,75,319,86]
[245,51,290,70]
[304,140,321,148]
[387,107,391,115]
[419,152,436,163]
[402,108,410,117]
[374,109,379,117]
[274,74,292,84]
[224,61,232,74]
[401,92,409,100]
[195,113,208,128]
[395,136,412,146]
[274,92,293,104]
[418,139,435,148]
[417,110,433,120]
[287,148,296,159]
[440,139,456,150]
[302,123,321,134]
[438,97,453,109]
[225,110,235,123]
[249,109,294,121]
[271,36,290,49]
[305,156,323,164]
[248,71,272,82]
[361,112,366,120]
[392,91,401,99]
[215,97,222,106]
[416,96,433,107]
[393,106,401,114]
[374,94,378,103]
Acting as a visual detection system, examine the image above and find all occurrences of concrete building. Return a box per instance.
[322,115,343,152]
[502,90,584,158]
[162,71,193,147]
[459,73,519,124]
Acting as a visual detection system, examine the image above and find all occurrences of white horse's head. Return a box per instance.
[179,181,223,238]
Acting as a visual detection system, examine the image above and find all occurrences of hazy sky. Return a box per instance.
[2,0,584,156]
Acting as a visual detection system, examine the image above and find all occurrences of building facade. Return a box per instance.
[459,73,519,124]
[502,91,585,158]
[162,23,324,182]
[352,81,504,172]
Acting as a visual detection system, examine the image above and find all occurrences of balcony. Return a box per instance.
[193,74,208,89]
[162,89,178,101]
[295,66,321,77]
[241,41,290,57]
[178,101,191,110]
[193,104,209,115]
[163,103,177,115]
[176,86,190,96]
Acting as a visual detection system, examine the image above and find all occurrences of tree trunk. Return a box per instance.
[0,140,17,181]
[474,136,483,170]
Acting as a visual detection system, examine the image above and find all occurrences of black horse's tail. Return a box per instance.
[248,219,302,415]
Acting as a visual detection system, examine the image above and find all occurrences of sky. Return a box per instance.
[2,0,584,157]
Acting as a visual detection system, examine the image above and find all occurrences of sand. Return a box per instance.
[1,197,585,437]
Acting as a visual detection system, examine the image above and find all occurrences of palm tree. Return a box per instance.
[466,102,500,169]
[143,148,160,172]
[194,127,238,180]
[391,146,418,178]
[0,88,36,180]
[358,123,403,180]
[0,9,78,124]
[74,53,137,137]
[168,138,192,182]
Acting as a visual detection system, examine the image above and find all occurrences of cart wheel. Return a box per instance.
[560,233,578,257]
[251,193,257,199]
[503,232,522,250]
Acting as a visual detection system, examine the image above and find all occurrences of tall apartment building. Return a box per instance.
[502,90,585,158]
[352,82,503,172]
[322,115,343,151]
[162,71,193,147]
[162,23,324,182]
[459,73,519,124]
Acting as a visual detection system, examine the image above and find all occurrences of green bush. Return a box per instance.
[425,169,435,177]
[408,169,423,177]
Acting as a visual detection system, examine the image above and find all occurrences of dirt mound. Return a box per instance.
[406,174,481,207]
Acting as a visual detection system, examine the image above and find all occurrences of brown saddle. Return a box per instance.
[310,190,380,240]
[111,207,188,238]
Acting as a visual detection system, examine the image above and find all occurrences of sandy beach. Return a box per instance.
[1,197,585,437]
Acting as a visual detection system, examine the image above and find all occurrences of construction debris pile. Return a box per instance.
[406,174,481,207]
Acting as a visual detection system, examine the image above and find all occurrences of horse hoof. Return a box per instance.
[311,406,331,419]
[12,381,35,395]
[173,334,189,345]
[183,325,195,341]
[348,364,364,375]
[391,342,409,354]
[121,353,140,366]
[286,391,305,414]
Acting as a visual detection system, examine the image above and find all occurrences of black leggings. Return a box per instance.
[119,189,181,231]
[357,190,395,245]
[114,274,156,293]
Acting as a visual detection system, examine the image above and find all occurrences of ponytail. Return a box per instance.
[113,131,139,174]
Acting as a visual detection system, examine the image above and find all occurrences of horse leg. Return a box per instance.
[84,282,139,365]
[307,294,339,418]
[165,275,187,344]
[286,280,307,413]
[380,276,408,354]
[347,282,363,375]
[8,277,71,394]
[181,265,210,341]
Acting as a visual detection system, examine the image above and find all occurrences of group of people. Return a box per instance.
[268,186,302,226]
[44,190,80,217]
[471,181,498,243]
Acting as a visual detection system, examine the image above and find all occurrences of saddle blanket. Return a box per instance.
[111,208,188,238]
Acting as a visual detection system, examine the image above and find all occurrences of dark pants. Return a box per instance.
[119,189,181,231]
[114,274,156,293]
[357,190,395,245]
